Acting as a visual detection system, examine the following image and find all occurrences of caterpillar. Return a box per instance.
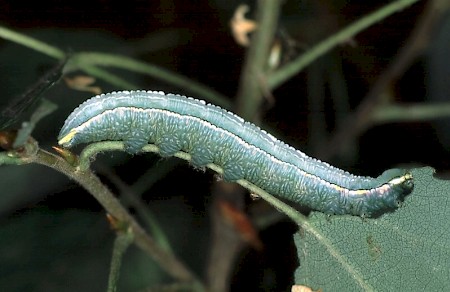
[58,90,414,217]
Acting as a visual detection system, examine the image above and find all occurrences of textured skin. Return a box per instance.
[58,90,414,217]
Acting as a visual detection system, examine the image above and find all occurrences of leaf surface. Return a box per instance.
[295,167,450,291]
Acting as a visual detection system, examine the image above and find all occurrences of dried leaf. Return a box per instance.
[64,75,102,95]
[218,200,263,250]
[230,4,257,47]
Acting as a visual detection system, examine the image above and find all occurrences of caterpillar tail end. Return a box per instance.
[398,171,414,196]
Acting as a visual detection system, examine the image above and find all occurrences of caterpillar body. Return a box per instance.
[58,90,413,217]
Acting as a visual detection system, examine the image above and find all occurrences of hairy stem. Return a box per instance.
[27,148,204,290]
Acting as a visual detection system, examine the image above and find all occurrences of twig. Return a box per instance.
[78,64,139,90]
[207,185,247,292]
[316,0,450,160]
[77,141,309,227]
[211,1,282,291]
[78,140,371,291]
[107,227,134,292]
[372,102,450,123]
[0,26,65,59]
[267,0,421,90]
[4,134,372,290]
[235,0,282,120]
[0,26,230,108]
[131,159,181,196]
[26,148,204,290]
[71,53,231,108]
[98,164,174,253]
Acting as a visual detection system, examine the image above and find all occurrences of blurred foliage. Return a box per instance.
[0,208,113,291]
[0,0,445,291]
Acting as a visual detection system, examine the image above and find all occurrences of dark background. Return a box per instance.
[0,0,446,291]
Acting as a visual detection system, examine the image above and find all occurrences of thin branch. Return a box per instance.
[131,159,181,196]
[78,140,371,290]
[0,26,65,59]
[267,0,421,90]
[78,64,139,90]
[235,0,282,120]
[24,148,204,290]
[78,141,307,223]
[71,52,231,108]
[317,0,450,160]
[107,228,134,292]
[0,26,230,108]
[98,164,174,254]
[214,1,282,289]
[372,102,450,123]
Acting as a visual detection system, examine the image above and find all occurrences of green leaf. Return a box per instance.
[294,167,450,291]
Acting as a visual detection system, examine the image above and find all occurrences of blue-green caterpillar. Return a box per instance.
[58,90,413,217]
